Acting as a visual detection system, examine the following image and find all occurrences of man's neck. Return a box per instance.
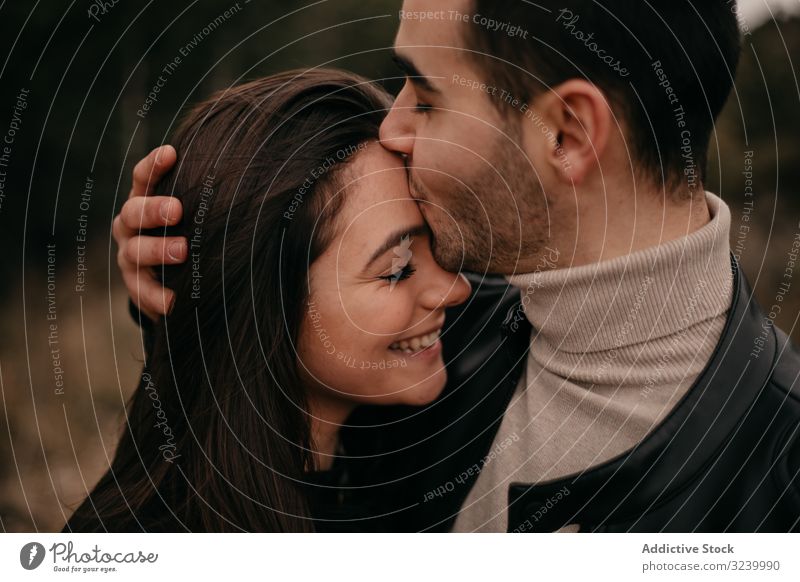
[508,191,733,354]
[559,185,711,270]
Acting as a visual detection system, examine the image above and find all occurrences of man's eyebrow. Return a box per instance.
[365,224,430,271]
[391,50,441,94]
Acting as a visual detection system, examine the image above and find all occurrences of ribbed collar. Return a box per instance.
[507,192,733,355]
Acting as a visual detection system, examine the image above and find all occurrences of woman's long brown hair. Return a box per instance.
[64,69,392,532]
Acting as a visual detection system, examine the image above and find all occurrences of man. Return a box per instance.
[114,0,800,531]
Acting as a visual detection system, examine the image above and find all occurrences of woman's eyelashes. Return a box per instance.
[378,263,417,285]
[414,102,433,113]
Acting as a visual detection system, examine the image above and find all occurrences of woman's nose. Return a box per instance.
[446,273,472,307]
[420,271,472,311]
[379,88,416,157]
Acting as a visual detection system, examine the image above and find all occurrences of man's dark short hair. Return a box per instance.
[467,0,742,195]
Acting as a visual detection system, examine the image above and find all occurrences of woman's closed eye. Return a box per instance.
[379,263,417,285]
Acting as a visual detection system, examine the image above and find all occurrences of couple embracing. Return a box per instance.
[65,0,800,533]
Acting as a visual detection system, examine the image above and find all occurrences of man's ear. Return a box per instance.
[526,79,612,185]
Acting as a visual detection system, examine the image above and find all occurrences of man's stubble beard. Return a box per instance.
[409,147,551,275]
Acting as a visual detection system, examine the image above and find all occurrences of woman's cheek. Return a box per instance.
[343,288,415,337]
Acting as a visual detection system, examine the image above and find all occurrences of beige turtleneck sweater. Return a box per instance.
[453,192,734,532]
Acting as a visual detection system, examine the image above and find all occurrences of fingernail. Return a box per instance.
[160,200,174,222]
[168,241,185,261]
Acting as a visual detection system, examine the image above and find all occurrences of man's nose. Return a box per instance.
[379,91,416,157]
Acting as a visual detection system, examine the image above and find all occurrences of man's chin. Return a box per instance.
[431,237,468,272]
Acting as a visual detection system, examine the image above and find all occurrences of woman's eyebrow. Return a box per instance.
[364,224,430,270]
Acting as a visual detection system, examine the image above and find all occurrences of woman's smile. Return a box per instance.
[389,324,443,357]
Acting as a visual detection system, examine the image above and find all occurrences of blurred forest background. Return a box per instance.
[0,0,799,532]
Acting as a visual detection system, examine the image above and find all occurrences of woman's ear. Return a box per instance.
[526,79,612,186]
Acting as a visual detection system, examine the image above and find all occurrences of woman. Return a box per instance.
[64,69,471,532]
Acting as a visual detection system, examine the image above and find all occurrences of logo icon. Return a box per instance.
[389,235,414,291]
[20,542,46,570]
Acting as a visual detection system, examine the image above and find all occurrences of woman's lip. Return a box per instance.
[393,321,445,344]
[410,338,442,359]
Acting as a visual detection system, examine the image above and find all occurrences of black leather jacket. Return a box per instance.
[354,258,800,532]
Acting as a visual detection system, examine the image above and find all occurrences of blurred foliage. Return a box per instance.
[709,15,800,209]
[707,16,800,340]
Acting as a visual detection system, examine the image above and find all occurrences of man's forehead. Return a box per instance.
[396,0,471,48]
[401,0,470,15]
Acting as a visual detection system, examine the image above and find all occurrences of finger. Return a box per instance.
[112,214,128,243]
[130,145,177,199]
[122,268,176,319]
[120,195,183,230]
[125,235,188,267]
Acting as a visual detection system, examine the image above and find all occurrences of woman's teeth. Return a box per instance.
[389,329,441,354]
